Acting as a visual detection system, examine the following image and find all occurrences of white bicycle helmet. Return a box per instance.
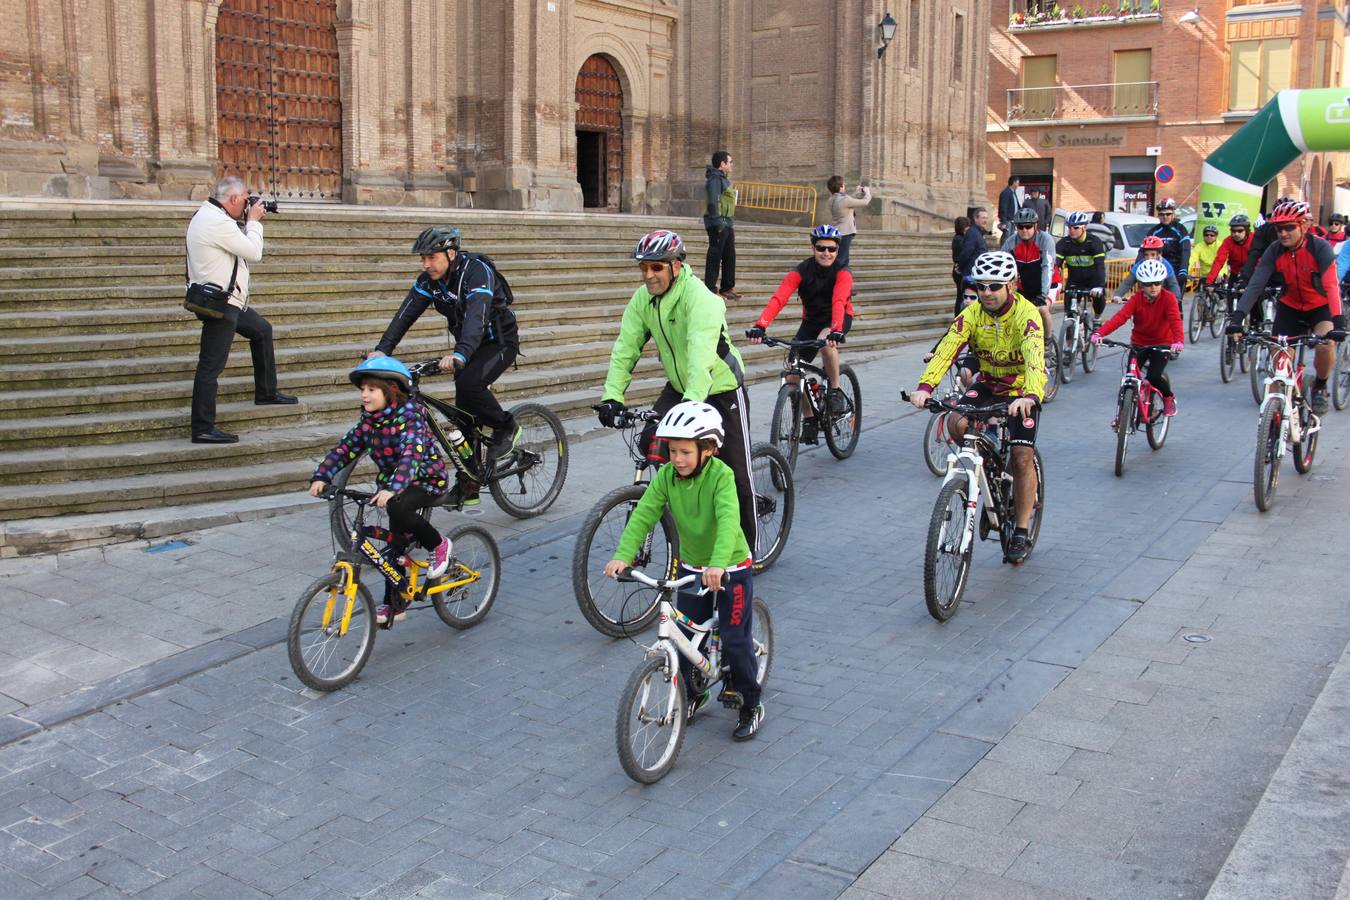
[970,251,1019,284]
[1135,258,1169,284]
[655,401,724,448]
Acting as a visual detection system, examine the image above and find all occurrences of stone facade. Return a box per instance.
[0,0,988,230]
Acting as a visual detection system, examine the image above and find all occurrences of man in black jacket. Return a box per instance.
[369,226,520,506]
[957,208,992,283]
[704,150,739,300]
[997,176,1020,243]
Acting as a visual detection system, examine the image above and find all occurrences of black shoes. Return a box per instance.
[799,418,819,445]
[441,481,481,508]
[1311,388,1329,416]
[1006,531,1030,565]
[733,703,764,741]
[191,428,238,444]
[255,392,298,405]
[826,388,849,415]
[486,422,521,463]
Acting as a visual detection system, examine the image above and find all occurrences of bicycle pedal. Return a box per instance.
[717,689,744,709]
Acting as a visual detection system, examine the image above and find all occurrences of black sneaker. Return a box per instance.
[826,388,848,415]
[799,418,819,445]
[733,703,764,741]
[1311,388,1329,416]
[442,482,481,508]
[486,422,521,463]
[687,688,711,721]
[1006,532,1030,565]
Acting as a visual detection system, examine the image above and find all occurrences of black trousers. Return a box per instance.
[1135,348,1173,397]
[191,305,278,435]
[676,564,759,708]
[385,485,442,551]
[647,382,757,558]
[704,226,736,293]
[455,342,517,432]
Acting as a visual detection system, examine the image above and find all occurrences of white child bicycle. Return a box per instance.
[613,567,774,784]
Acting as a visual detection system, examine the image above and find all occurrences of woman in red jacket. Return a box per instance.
[1092,258,1185,416]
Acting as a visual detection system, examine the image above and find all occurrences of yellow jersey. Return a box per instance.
[919,293,1048,402]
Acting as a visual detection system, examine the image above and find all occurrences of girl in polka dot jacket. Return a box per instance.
[309,358,452,620]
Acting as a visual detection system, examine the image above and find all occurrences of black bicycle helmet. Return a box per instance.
[412,226,461,255]
[1012,208,1040,226]
[1228,214,1251,229]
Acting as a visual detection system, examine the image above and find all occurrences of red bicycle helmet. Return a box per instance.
[1269,199,1311,224]
[1140,235,1165,250]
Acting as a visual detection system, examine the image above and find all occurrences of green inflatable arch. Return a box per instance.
[1198,88,1350,233]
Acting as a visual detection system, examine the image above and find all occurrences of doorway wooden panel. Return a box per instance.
[216,0,342,200]
[575,55,623,211]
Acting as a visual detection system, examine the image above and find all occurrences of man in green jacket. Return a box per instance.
[597,229,757,555]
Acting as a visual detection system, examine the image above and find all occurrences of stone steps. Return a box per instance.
[0,201,957,521]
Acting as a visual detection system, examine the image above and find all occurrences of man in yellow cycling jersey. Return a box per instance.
[909,250,1045,563]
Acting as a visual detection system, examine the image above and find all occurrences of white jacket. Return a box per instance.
[186,200,264,309]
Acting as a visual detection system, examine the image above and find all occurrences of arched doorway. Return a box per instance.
[216,0,343,200]
[575,55,624,211]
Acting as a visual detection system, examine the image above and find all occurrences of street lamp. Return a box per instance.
[877,13,897,60]
[1178,9,1200,24]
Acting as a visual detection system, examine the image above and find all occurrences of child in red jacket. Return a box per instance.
[1091,258,1185,416]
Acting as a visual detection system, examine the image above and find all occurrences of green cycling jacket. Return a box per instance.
[614,457,751,569]
[602,264,745,402]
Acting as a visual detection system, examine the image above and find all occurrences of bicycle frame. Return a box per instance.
[1117,349,1163,429]
[939,424,1005,554]
[408,362,539,488]
[623,571,721,724]
[1256,339,1310,448]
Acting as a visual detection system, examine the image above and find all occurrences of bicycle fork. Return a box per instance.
[943,458,987,555]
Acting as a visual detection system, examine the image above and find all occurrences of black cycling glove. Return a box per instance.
[827,331,846,345]
[596,399,625,428]
[745,325,766,341]
[1224,314,1246,335]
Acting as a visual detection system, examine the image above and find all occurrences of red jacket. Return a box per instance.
[1097,288,1183,347]
[756,263,854,333]
[1207,235,1251,283]
[1238,235,1342,316]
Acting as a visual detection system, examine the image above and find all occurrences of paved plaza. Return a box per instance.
[1,337,1348,899]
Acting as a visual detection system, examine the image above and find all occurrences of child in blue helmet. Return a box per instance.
[309,357,452,624]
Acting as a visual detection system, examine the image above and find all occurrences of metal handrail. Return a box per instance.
[735,181,818,222]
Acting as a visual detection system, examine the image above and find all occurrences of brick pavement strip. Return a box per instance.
[0,342,1347,896]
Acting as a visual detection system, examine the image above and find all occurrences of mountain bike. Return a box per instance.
[1042,334,1061,403]
[290,488,500,691]
[1243,331,1329,512]
[1187,281,1224,343]
[1216,280,1247,383]
[327,360,568,541]
[1098,339,1177,477]
[761,335,862,470]
[573,408,794,637]
[1334,337,1350,411]
[613,567,773,784]
[1058,288,1100,384]
[905,392,1045,622]
[1246,288,1281,405]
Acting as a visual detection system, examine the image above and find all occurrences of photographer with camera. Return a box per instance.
[185,176,296,444]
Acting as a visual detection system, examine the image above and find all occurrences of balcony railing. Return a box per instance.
[1006,81,1159,124]
[1009,0,1161,30]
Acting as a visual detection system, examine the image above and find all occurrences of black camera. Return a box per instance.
[246,195,279,214]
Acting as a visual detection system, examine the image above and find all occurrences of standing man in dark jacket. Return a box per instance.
[704,150,740,301]
[369,226,520,507]
[1022,188,1052,230]
[957,208,992,283]
[997,176,1020,243]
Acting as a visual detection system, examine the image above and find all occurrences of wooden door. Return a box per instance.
[575,55,623,211]
[216,0,342,200]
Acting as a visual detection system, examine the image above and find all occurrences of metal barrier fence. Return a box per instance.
[1105,257,1133,293]
[735,181,818,222]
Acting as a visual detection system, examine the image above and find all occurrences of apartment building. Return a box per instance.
[986,0,1348,219]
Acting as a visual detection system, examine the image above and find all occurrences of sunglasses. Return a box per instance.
[1016,224,1036,230]
[1274,223,1300,233]
[961,293,979,302]
[813,244,839,253]
[973,283,1006,293]
[1158,210,1175,215]
[637,261,669,273]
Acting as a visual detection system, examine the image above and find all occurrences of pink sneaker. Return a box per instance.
[375,604,391,624]
[428,536,453,579]
[1163,396,1177,417]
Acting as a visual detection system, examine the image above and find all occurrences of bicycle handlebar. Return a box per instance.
[321,486,377,503]
[590,405,661,429]
[1241,330,1336,349]
[758,334,826,351]
[1097,338,1180,359]
[615,566,700,591]
[407,359,444,378]
[901,390,1012,420]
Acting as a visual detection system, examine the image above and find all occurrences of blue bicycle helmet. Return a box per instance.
[810,224,842,243]
[1066,211,1091,227]
[350,356,413,391]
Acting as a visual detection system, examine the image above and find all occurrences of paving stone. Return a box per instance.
[959,759,1081,810]
[924,786,1024,832]
[1003,840,1186,900]
[938,660,1070,744]
[847,850,963,899]
[890,816,1027,876]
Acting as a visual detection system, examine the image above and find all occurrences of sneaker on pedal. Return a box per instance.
[826,387,848,415]
[486,421,521,463]
[800,418,819,445]
[1311,388,1330,415]
[1163,396,1177,417]
[687,687,712,720]
[428,536,453,579]
[442,481,480,508]
[1006,532,1030,565]
[375,604,391,624]
[733,703,764,741]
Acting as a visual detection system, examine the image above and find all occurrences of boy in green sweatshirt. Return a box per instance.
[604,401,764,741]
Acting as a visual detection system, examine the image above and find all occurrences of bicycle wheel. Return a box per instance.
[572,484,677,637]
[1145,390,1170,450]
[326,453,379,544]
[923,480,973,622]
[769,384,801,471]
[1208,295,1223,339]
[923,411,953,477]
[1333,342,1350,411]
[1114,386,1135,477]
[616,656,687,784]
[823,365,862,459]
[1253,403,1282,512]
[1292,403,1318,475]
[1058,320,1075,384]
[750,443,794,571]
[997,449,1045,560]
[287,572,376,692]
[1042,337,1061,404]
[1238,341,1249,373]
[1248,346,1266,405]
[487,402,568,518]
[1219,335,1237,383]
[431,524,501,629]
[1081,317,1099,373]
[1187,293,1203,343]
[750,597,774,690]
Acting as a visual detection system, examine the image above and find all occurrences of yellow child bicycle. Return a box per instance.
[288,487,500,691]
